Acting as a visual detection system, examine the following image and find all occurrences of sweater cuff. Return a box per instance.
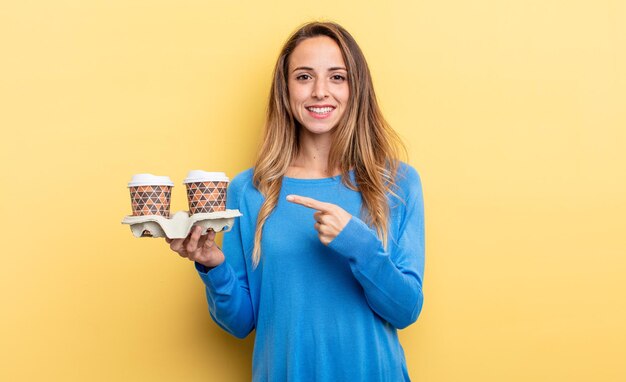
[194,261,235,293]
[328,216,383,263]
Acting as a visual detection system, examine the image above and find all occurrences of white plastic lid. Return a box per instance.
[127,174,175,187]
[183,170,229,183]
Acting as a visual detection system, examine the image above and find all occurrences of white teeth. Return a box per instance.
[307,107,334,114]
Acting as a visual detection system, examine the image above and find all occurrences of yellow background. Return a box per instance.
[1,1,625,381]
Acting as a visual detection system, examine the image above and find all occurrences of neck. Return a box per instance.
[290,129,338,177]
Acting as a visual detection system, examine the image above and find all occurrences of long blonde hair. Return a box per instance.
[251,21,407,267]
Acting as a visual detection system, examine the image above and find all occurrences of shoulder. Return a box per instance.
[388,161,424,212]
[226,167,266,213]
[394,161,423,196]
[228,168,255,196]
[390,162,424,231]
[230,167,254,187]
[225,168,257,209]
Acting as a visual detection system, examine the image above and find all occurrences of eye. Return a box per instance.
[331,74,346,81]
[296,74,312,80]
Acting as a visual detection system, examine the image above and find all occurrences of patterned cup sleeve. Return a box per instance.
[186,181,227,214]
[130,185,172,217]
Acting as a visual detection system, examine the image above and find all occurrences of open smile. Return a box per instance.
[305,105,336,119]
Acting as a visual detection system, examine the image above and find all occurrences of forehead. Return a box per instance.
[288,36,346,70]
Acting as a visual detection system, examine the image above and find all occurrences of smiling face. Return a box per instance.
[287,36,350,137]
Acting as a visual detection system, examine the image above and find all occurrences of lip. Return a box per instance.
[306,107,334,119]
[306,104,336,108]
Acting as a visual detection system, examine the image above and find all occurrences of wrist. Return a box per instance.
[196,258,224,272]
[195,261,214,274]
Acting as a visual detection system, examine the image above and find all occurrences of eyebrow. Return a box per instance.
[292,66,347,72]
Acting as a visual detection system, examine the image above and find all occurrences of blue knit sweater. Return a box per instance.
[195,162,425,381]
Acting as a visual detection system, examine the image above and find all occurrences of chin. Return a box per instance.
[301,121,338,135]
[303,126,335,136]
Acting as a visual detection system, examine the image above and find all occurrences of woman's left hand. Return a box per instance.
[286,194,352,245]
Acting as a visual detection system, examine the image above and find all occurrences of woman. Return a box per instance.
[166,21,425,381]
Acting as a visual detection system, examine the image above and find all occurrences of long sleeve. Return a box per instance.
[194,175,255,339]
[327,165,425,329]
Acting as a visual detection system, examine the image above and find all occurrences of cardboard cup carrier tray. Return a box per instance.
[122,210,242,239]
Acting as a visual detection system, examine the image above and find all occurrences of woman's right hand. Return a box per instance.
[165,225,225,269]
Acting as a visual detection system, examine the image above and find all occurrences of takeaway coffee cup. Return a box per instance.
[183,170,229,214]
[127,174,174,217]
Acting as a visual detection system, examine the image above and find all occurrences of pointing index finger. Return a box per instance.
[286,195,334,212]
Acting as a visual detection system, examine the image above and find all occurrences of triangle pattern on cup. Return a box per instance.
[185,181,227,214]
[130,185,172,217]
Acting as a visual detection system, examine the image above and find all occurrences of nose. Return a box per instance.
[311,78,328,99]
